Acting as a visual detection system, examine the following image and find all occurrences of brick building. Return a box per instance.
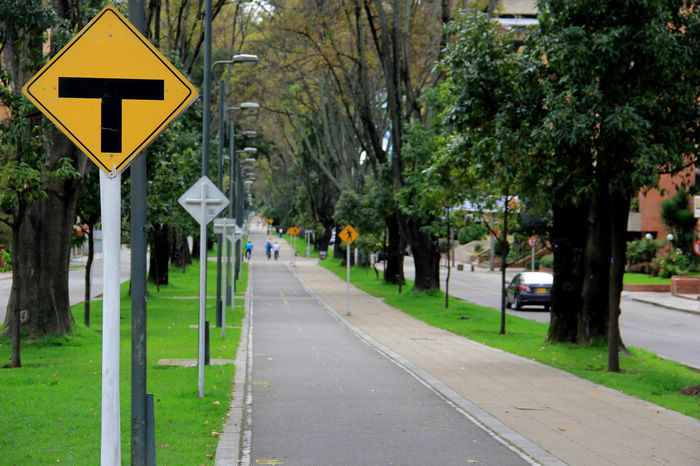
[630,166,698,240]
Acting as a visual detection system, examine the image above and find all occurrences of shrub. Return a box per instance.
[652,249,696,278]
[458,222,488,244]
[0,248,10,272]
[661,189,696,255]
[630,197,640,212]
[539,254,553,269]
[627,238,662,265]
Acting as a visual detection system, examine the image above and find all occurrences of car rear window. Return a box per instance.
[521,272,553,285]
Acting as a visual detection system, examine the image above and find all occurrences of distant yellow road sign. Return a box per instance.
[22,6,198,176]
[339,225,359,244]
[288,227,301,236]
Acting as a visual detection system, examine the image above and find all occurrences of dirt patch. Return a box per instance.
[678,385,700,396]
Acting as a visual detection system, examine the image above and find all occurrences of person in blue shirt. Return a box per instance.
[264,241,272,259]
[245,241,253,259]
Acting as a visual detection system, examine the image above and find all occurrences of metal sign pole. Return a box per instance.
[197,182,208,397]
[99,171,121,466]
[346,243,351,316]
[179,176,228,398]
[222,223,229,339]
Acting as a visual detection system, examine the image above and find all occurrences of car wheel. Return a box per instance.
[514,295,522,311]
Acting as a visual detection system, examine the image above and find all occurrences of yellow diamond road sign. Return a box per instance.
[339,225,359,244]
[22,6,198,176]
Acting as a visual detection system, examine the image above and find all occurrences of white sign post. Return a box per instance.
[21,6,199,462]
[338,225,359,317]
[305,229,312,257]
[99,171,121,465]
[179,176,229,397]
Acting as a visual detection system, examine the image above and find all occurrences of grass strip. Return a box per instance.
[0,257,248,465]
[320,258,700,420]
[623,272,700,284]
[281,233,320,259]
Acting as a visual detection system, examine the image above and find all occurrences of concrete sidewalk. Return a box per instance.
[291,261,700,466]
[623,290,700,315]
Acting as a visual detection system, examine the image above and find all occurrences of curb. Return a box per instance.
[628,296,700,316]
[214,263,253,466]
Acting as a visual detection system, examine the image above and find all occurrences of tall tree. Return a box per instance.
[0,1,102,367]
[257,0,451,289]
[534,1,699,367]
[437,7,543,333]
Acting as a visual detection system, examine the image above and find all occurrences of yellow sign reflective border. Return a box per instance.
[22,6,198,176]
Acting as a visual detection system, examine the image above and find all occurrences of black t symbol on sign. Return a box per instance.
[58,77,164,153]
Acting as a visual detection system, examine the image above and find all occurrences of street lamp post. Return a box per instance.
[211,58,258,328]
[235,148,257,280]
[221,107,257,317]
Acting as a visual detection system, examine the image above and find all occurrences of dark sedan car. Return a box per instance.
[505,272,553,311]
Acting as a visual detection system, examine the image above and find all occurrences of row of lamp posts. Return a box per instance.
[125,0,260,462]
[199,0,259,399]
[211,58,259,335]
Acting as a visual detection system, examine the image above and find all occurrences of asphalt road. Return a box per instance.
[401,259,700,370]
[245,251,531,465]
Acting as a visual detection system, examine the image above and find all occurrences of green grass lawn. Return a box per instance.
[623,273,670,284]
[623,272,700,284]
[281,233,320,258]
[320,258,700,421]
[0,257,248,465]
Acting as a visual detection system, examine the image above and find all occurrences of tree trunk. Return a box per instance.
[84,222,94,327]
[316,225,332,253]
[608,191,631,372]
[1,1,89,352]
[410,225,440,291]
[4,154,83,337]
[445,208,451,308]
[192,233,201,261]
[333,225,345,260]
[148,223,171,287]
[499,194,510,335]
[10,235,22,367]
[547,203,587,343]
[579,186,611,344]
[170,228,192,271]
[384,212,404,285]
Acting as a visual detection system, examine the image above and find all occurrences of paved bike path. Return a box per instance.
[243,230,532,465]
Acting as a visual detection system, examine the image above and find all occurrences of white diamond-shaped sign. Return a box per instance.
[213,217,236,233]
[214,218,242,241]
[178,176,229,225]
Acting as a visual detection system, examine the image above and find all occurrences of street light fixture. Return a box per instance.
[212,54,259,71]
